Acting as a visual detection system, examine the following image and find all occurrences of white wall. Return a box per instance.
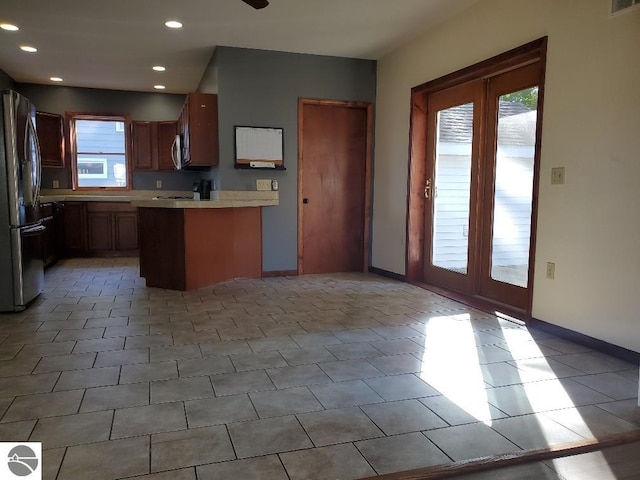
[371,0,640,352]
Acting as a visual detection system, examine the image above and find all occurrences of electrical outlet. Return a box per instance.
[546,262,555,279]
[52,180,60,189]
[156,180,162,189]
[551,167,565,185]
[256,179,271,191]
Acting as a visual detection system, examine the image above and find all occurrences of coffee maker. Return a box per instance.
[193,179,213,200]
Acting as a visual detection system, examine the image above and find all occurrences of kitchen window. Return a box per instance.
[68,113,130,189]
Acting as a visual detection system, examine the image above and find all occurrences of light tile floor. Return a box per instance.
[0,258,638,480]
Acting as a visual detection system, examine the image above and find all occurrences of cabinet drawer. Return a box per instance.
[86,202,136,213]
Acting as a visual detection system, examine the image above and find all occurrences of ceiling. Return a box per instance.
[0,0,476,94]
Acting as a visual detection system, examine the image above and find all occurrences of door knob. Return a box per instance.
[424,179,432,199]
[302,198,309,204]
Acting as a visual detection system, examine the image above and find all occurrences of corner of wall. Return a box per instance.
[196,48,219,94]
[0,69,16,91]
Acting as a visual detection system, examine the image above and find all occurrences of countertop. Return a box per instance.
[39,189,279,208]
[39,189,186,203]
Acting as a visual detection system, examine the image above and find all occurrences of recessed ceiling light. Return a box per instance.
[152,66,166,72]
[0,23,19,31]
[19,45,37,53]
[154,85,166,90]
[164,20,182,29]
[50,77,63,82]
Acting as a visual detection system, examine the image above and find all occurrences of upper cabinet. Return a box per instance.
[179,93,219,168]
[36,111,65,168]
[157,121,178,170]
[131,120,177,171]
[128,92,218,171]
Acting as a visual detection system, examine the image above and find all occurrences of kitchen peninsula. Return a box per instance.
[132,191,278,291]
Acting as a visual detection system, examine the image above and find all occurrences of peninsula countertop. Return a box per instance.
[39,190,279,208]
[132,191,279,209]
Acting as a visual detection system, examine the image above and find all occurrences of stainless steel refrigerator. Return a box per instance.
[0,90,44,312]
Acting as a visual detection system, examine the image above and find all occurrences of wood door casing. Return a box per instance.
[298,99,372,275]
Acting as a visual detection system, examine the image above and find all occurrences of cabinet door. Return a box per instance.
[131,121,156,170]
[186,93,218,167]
[36,112,65,168]
[41,216,56,267]
[62,202,87,256]
[87,212,113,252]
[157,121,177,170]
[114,212,138,251]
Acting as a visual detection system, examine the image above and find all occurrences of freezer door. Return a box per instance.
[10,223,45,310]
[2,91,41,227]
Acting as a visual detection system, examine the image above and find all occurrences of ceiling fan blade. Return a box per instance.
[241,0,269,9]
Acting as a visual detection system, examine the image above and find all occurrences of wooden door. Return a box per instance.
[420,65,543,311]
[298,99,372,274]
[406,38,546,316]
[478,63,542,309]
[423,80,484,295]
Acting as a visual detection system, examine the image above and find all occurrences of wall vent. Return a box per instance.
[611,0,640,15]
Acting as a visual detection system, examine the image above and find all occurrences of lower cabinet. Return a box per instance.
[40,202,64,268]
[87,203,138,256]
[62,202,138,257]
[62,202,88,257]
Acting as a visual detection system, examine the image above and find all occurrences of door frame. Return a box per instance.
[406,37,547,318]
[297,98,373,275]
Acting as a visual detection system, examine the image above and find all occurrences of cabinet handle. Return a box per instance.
[302,198,309,204]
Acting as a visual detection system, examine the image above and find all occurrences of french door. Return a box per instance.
[423,62,542,311]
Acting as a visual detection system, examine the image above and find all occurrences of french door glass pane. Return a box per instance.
[432,102,474,275]
[490,88,537,287]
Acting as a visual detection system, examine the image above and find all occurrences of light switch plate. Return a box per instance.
[256,179,271,191]
[551,167,565,185]
[546,262,555,279]
[52,180,60,189]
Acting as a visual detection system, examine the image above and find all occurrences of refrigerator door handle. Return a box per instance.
[27,114,42,204]
[21,224,46,236]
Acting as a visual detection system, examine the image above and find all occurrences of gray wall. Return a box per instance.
[0,69,16,91]
[16,83,206,190]
[211,47,376,272]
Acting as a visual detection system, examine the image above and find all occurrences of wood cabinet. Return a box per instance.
[177,93,218,168]
[138,206,261,290]
[131,120,177,171]
[36,112,65,168]
[40,202,64,268]
[86,202,138,256]
[62,202,87,257]
[61,201,137,257]
[157,121,178,170]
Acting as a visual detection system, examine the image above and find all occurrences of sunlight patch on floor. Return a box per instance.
[418,314,494,425]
